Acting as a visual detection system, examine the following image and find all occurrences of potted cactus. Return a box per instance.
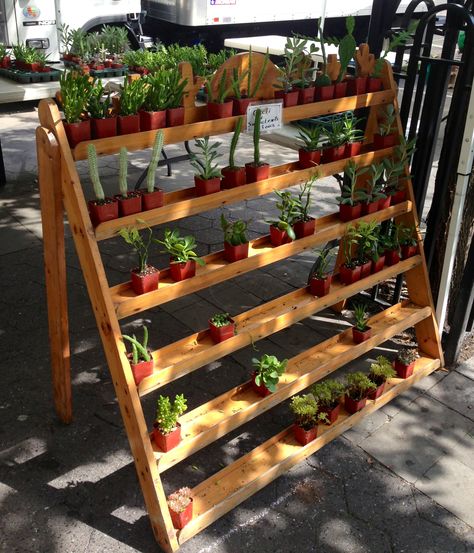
[123,325,154,384]
[267,190,298,246]
[309,247,334,297]
[344,372,376,414]
[394,348,418,378]
[140,71,168,131]
[374,105,398,150]
[311,379,345,424]
[189,136,223,196]
[88,80,117,139]
[230,48,269,115]
[141,131,165,210]
[251,354,287,397]
[152,394,187,452]
[293,46,318,104]
[342,113,365,157]
[59,70,93,147]
[293,177,316,238]
[245,108,270,183]
[352,303,371,343]
[206,69,233,119]
[329,16,357,98]
[118,78,147,135]
[221,117,246,188]
[114,147,142,216]
[165,67,188,127]
[296,123,323,169]
[322,119,346,163]
[290,394,328,445]
[221,213,249,262]
[339,224,362,284]
[400,225,419,259]
[155,228,205,281]
[368,355,396,399]
[87,144,118,225]
[314,20,335,101]
[273,37,305,107]
[167,487,193,529]
[209,312,236,343]
[336,160,368,221]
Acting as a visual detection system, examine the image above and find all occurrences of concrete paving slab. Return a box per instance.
[426,370,474,421]
[456,358,474,381]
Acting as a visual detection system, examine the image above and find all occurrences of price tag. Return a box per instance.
[246,102,283,133]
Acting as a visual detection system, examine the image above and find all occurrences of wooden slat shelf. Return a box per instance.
[72,89,395,161]
[177,354,440,544]
[153,302,431,473]
[139,255,422,396]
[111,201,412,319]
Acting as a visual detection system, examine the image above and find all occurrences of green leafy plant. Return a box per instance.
[88,80,112,119]
[123,325,151,364]
[345,371,376,400]
[209,312,233,328]
[342,113,365,143]
[373,23,417,78]
[369,355,396,385]
[119,78,147,116]
[378,105,397,136]
[399,224,418,246]
[267,190,299,239]
[100,25,129,56]
[143,71,169,112]
[118,224,154,274]
[58,24,73,55]
[290,394,328,429]
[155,394,187,435]
[252,354,288,393]
[311,379,345,409]
[327,16,357,83]
[296,123,323,151]
[87,144,105,202]
[69,28,89,59]
[220,214,249,246]
[397,348,418,365]
[208,47,236,72]
[383,220,403,252]
[228,117,243,169]
[146,131,164,193]
[0,43,8,59]
[189,136,223,180]
[360,162,386,203]
[12,43,41,63]
[275,36,317,92]
[59,70,93,123]
[206,69,231,103]
[342,224,360,267]
[356,221,379,263]
[165,67,188,109]
[325,119,346,147]
[383,136,416,193]
[311,247,335,280]
[353,303,369,331]
[294,175,316,221]
[337,160,369,206]
[155,228,205,265]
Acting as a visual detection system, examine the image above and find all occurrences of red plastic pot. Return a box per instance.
[315,84,335,101]
[270,225,292,246]
[391,189,407,204]
[141,188,164,210]
[344,395,367,414]
[169,260,196,281]
[345,141,363,157]
[297,86,315,104]
[352,326,372,344]
[394,359,415,379]
[139,110,166,131]
[251,372,272,397]
[339,203,362,222]
[310,276,331,297]
[371,255,386,273]
[359,260,372,279]
[112,62,124,69]
[298,148,321,169]
[293,423,318,445]
[116,193,142,217]
[153,423,181,452]
[166,106,185,127]
[367,77,383,92]
[118,114,140,135]
[340,264,362,285]
[91,117,117,139]
[130,359,154,385]
[274,89,299,107]
[362,200,380,215]
[334,81,348,98]
[221,166,246,189]
[374,133,398,150]
[368,382,385,400]
[130,266,160,295]
[169,499,193,530]
[347,76,368,96]
[194,176,221,196]
[323,145,346,163]
[232,97,255,115]
[209,318,236,343]
[224,241,249,262]
[64,119,91,148]
[294,218,315,239]
[88,198,118,226]
[385,249,401,266]
[245,162,270,183]
[378,196,391,210]
[1,55,11,68]
[207,100,233,119]
[401,245,418,259]
[320,403,340,424]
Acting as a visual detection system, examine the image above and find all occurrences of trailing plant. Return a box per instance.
[146,131,164,193]
[155,394,187,434]
[87,144,105,202]
[337,160,368,206]
[143,71,169,112]
[294,175,317,221]
[123,325,151,364]
[369,356,396,385]
[311,379,345,408]
[118,224,154,274]
[326,16,357,83]
[189,136,223,180]
[267,190,299,239]
[119,78,147,116]
[228,117,243,168]
[209,312,233,328]
[342,113,365,143]
[290,394,328,429]
[310,247,335,280]
[167,487,192,513]
[59,70,93,123]
[373,23,417,78]
[356,221,379,263]
[88,80,112,119]
[220,214,249,245]
[345,371,376,400]
[378,105,397,136]
[206,69,231,103]
[396,348,418,365]
[252,108,264,166]
[155,228,205,265]
[296,123,323,151]
[252,354,288,393]
[360,162,386,203]
[118,147,129,197]
[353,303,369,331]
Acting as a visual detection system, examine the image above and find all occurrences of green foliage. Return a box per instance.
[327,16,357,83]
[69,28,88,58]
[123,325,150,365]
[311,379,345,408]
[342,224,360,266]
[165,67,188,109]
[369,356,396,385]
[294,175,317,221]
[275,36,317,92]
[58,24,73,54]
[252,354,288,393]
[118,147,129,197]
[252,108,263,165]
[311,247,336,280]
[360,162,386,203]
[220,214,249,246]
[378,105,397,136]
[209,312,233,328]
[206,69,231,103]
[399,224,418,246]
[119,78,147,116]
[296,123,323,151]
[353,303,369,331]
[383,136,416,193]
[59,70,93,123]
[155,228,205,265]
[118,223,154,273]
[342,113,365,143]
[314,18,330,84]
[155,394,187,435]
[373,23,417,78]
[88,80,112,119]
[231,47,270,98]
[397,348,418,365]
[12,43,41,63]
[249,48,269,97]
[0,43,7,59]
[208,48,236,72]
[336,160,369,206]
[99,25,129,56]
[87,144,105,201]
[345,371,376,400]
[189,136,223,180]
[267,190,299,240]
[147,131,164,193]
[355,221,379,263]
[325,119,346,147]
[290,394,328,429]
[383,220,403,252]
[143,71,169,112]
[229,117,243,168]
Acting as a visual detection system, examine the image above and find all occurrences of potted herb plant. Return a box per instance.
[209,312,236,343]
[296,123,323,168]
[293,177,316,238]
[342,113,365,157]
[87,144,118,225]
[221,213,249,262]
[322,119,346,163]
[344,371,376,413]
[189,136,223,196]
[314,20,335,101]
[267,190,298,246]
[361,162,386,215]
[374,105,398,150]
[165,67,188,127]
[356,221,379,278]
[273,36,304,107]
[394,348,418,378]
[352,303,371,343]
[88,80,117,139]
[155,228,205,281]
[221,117,246,188]
[311,379,345,424]
[114,147,142,216]
[141,131,165,210]
[368,355,396,399]
[400,224,419,259]
[167,487,193,529]
[230,48,269,114]
[118,78,147,135]
[123,325,154,384]
[206,69,233,119]
[245,108,270,183]
[290,394,328,445]
[152,394,187,452]
[337,160,367,221]
[309,247,334,297]
[59,70,93,147]
[140,71,168,131]
[340,224,362,284]
[251,354,288,397]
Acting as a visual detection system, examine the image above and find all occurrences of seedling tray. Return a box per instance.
[0,66,61,83]
[62,59,128,77]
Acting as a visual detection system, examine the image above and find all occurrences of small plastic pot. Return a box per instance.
[153,423,181,452]
[374,133,398,150]
[270,225,292,247]
[169,499,193,530]
[169,260,196,281]
[64,119,91,148]
[117,114,140,135]
[367,77,383,92]
[347,76,368,96]
[352,326,372,344]
[297,86,315,104]
[322,145,346,163]
[166,106,185,127]
[139,110,166,131]
[391,189,407,204]
[131,266,160,295]
[378,196,391,210]
[320,403,340,424]
[339,203,362,222]
[401,245,418,259]
[334,81,348,98]
[232,97,255,115]
[368,382,385,400]
[362,200,380,215]
[310,276,331,297]
[130,359,154,385]
[251,372,272,397]
[385,249,401,266]
[274,89,299,107]
[209,318,236,343]
[315,84,335,101]
[91,117,117,139]
[141,188,164,210]
[394,359,415,379]
[293,423,318,445]
[340,264,362,285]
[207,100,233,119]
[116,193,142,217]
[293,218,315,239]
[359,260,372,279]
[245,162,270,183]
[221,166,246,189]
[194,176,221,196]
[298,148,321,169]
[224,241,249,263]
[344,395,367,414]
[1,55,11,68]
[371,256,386,274]
[345,141,363,158]
[88,198,118,226]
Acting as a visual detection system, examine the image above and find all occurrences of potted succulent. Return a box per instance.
[59,70,93,147]
[374,105,398,150]
[394,348,418,378]
[141,131,165,210]
[309,247,334,297]
[290,394,328,445]
[273,36,305,107]
[167,487,193,530]
[221,213,249,262]
[328,16,357,98]
[370,229,386,274]
[340,224,362,284]
[352,303,371,343]
[336,160,368,221]
[118,78,147,135]
[230,48,269,115]
[165,67,188,127]
[88,80,117,139]
[245,108,270,183]
[123,325,154,384]
[296,123,323,169]
[384,222,402,266]
[209,312,236,343]
[152,394,187,452]
[114,147,142,216]
[400,225,419,259]
[314,20,335,101]
[311,379,345,424]
[293,177,316,238]
[206,69,233,119]
[140,71,168,131]
[322,119,346,163]
[293,46,318,104]
[189,136,223,196]
[361,162,386,215]
[368,355,396,399]
[251,354,288,397]
[344,371,376,413]
[221,117,246,188]
[118,225,159,295]
[356,221,379,278]
[0,43,11,68]
[267,190,298,246]
[383,137,416,204]
[155,228,205,281]
[342,113,365,157]
[87,144,118,225]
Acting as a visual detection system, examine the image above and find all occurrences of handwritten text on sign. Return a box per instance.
[246,102,283,133]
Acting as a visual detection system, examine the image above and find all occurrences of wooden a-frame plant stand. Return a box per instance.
[36,54,443,552]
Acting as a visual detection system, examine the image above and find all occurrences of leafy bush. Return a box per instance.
[311,379,345,408]
[252,354,288,393]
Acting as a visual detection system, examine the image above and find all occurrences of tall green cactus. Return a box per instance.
[249,49,269,97]
[123,325,151,364]
[337,16,356,83]
[253,108,262,166]
[229,117,243,168]
[118,147,128,197]
[87,144,105,201]
[147,131,164,192]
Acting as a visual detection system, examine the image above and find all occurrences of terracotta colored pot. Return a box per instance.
[245,162,270,183]
[347,76,368,96]
[130,266,160,295]
[298,148,321,169]
[139,110,166,131]
[293,423,318,445]
[88,198,118,226]
[310,276,331,297]
[367,77,383,92]
[394,359,415,378]
[130,359,154,385]
[323,145,346,163]
[297,86,315,104]
[362,200,380,215]
[344,395,367,414]
[391,189,407,204]
[251,372,272,397]
[359,260,372,279]
[320,403,340,424]
[334,80,348,98]
[315,84,335,101]
[194,175,221,196]
[345,141,363,157]
[141,188,164,210]
[209,318,236,343]
[118,114,140,135]
[374,133,398,150]
[352,326,372,344]
[378,196,391,210]
[207,100,233,119]
[153,423,181,452]
[221,166,246,189]
[270,225,292,246]
[169,499,193,530]
[401,245,418,259]
[368,382,385,400]
[340,264,362,285]
[232,97,255,115]
[274,89,299,107]
[339,203,362,222]
[169,260,196,281]
[91,117,117,139]
[371,256,386,273]
[116,193,142,217]
[166,106,185,127]
[64,119,91,148]
[112,62,124,69]
[385,249,401,266]
[224,241,249,262]
[294,218,315,239]
[1,56,11,68]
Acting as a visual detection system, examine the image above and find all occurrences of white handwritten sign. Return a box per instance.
[246,102,283,133]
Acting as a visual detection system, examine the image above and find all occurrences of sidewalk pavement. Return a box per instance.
[0,102,473,553]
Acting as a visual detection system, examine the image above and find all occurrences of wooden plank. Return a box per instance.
[72,90,395,160]
[95,147,393,241]
[178,355,440,543]
[153,302,431,473]
[139,255,422,395]
[111,201,411,319]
